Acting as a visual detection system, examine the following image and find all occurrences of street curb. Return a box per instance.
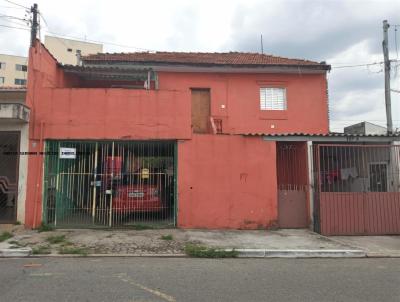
[0,248,32,257]
[232,249,367,258]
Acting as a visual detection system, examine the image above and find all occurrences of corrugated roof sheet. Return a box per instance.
[83,51,329,69]
[245,132,400,137]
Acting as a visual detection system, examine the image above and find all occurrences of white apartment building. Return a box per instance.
[0,54,28,87]
[0,36,103,88]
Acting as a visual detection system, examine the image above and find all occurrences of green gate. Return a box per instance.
[43,140,177,228]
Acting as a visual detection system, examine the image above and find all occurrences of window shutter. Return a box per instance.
[259,87,287,110]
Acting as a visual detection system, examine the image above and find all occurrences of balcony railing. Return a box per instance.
[0,103,30,122]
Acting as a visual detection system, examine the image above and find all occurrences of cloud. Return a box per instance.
[1,0,399,131]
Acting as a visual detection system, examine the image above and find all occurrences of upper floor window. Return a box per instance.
[14,78,26,85]
[0,77,4,84]
[15,64,27,72]
[260,87,287,110]
[0,62,5,70]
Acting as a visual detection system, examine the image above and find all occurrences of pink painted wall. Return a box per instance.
[30,88,191,140]
[24,41,328,228]
[159,72,329,135]
[178,135,278,229]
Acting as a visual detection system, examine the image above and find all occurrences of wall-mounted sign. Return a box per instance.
[141,168,150,179]
[59,147,76,159]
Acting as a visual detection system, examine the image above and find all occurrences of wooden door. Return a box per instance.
[191,89,210,134]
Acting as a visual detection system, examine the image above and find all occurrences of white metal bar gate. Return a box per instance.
[43,140,176,228]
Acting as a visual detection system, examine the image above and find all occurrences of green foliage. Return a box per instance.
[58,246,88,256]
[46,235,66,244]
[32,245,51,255]
[0,231,13,242]
[160,234,173,241]
[37,223,54,233]
[184,244,238,258]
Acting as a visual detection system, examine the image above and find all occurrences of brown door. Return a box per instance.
[191,89,210,134]
[0,132,20,223]
[278,190,308,228]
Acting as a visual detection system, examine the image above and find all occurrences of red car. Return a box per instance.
[112,183,165,214]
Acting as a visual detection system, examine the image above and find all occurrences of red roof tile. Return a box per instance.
[83,51,327,68]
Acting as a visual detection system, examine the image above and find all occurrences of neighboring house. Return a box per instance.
[0,54,28,87]
[22,40,330,230]
[44,35,103,65]
[0,86,29,224]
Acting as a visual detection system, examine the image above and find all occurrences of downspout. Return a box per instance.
[32,120,44,228]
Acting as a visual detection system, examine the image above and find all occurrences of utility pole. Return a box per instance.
[30,3,38,47]
[383,20,393,134]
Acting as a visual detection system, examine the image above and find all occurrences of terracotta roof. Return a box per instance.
[83,52,329,68]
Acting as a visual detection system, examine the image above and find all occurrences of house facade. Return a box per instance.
[22,40,331,229]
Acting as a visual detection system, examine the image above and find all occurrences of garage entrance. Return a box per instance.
[314,144,400,235]
[0,132,20,223]
[43,140,176,228]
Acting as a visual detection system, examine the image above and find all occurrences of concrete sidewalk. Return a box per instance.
[0,225,397,258]
[331,235,400,258]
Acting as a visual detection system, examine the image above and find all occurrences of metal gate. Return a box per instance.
[314,144,400,235]
[277,142,309,228]
[0,132,19,223]
[43,140,177,228]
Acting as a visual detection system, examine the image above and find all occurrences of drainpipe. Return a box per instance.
[32,120,44,228]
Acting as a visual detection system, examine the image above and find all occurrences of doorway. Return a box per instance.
[0,132,20,223]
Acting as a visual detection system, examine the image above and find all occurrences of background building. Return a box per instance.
[44,36,103,65]
[0,54,28,87]
[0,36,103,88]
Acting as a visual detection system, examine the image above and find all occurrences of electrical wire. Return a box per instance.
[0,23,29,30]
[2,0,29,9]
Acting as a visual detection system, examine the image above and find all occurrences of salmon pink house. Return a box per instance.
[23,40,331,230]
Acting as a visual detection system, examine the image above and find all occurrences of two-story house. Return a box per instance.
[22,40,330,230]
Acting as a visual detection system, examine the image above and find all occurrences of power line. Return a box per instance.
[0,16,28,27]
[0,23,29,31]
[2,0,29,9]
[0,13,28,21]
[331,61,384,69]
[44,30,156,52]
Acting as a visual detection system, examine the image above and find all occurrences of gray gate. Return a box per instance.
[43,140,177,228]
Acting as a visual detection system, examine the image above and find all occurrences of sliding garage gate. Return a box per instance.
[314,144,400,235]
[43,140,176,228]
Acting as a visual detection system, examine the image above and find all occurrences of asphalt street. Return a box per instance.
[0,257,399,302]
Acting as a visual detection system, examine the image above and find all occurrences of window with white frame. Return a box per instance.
[0,62,5,69]
[0,77,4,84]
[259,87,287,110]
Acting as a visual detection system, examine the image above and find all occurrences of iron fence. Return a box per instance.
[43,140,176,228]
